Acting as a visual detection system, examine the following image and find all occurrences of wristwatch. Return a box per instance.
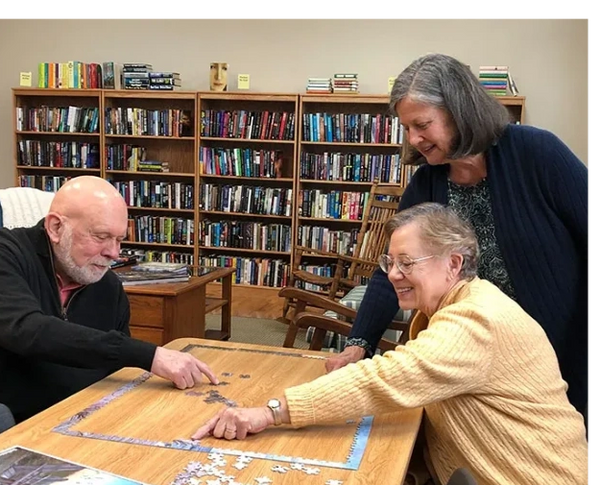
[267,398,283,426]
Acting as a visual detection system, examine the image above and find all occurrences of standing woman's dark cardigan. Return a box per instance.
[350,123,588,417]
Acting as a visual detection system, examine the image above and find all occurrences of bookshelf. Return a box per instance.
[11,88,526,295]
[13,88,102,191]
[500,95,526,124]
[197,92,299,288]
[102,90,198,266]
[295,94,411,288]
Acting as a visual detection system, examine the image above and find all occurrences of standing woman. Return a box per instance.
[326,53,588,422]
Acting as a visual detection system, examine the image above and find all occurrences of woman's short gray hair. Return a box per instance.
[384,202,479,280]
[390,53,509,164]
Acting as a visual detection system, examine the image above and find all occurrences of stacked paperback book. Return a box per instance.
[478,66,519,96]
[332,73,359,94]
[115,262,190,286]
[121,63,182,91]
[306,77,332,94]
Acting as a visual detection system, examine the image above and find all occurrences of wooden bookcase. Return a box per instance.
[102,90,198,266]
[13,88,103,191]
[295,94,410,286]
[11,88,526,296]
[196,92,299,289]
[501,95,526,124]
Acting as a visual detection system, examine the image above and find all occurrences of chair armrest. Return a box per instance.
[292,311,354,335]
[293,312,399,353]
[279,287,358,320]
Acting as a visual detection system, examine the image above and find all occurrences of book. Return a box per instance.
[115,270,191,286]
[131,261,189,274]
[110,255,139,269]
[102,62,116,89]
[148,72,180,79]
[0,445,147,484]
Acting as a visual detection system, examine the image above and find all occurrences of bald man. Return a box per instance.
[0,176,218,425]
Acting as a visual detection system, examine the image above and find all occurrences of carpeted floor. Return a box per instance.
[205,315,310,349]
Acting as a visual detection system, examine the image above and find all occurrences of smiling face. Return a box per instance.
[386,222,461,317]
[396,97,457,166]
[53,210,128,285]
[45,176,129,286]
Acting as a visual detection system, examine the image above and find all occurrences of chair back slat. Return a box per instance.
[348,182,404,281]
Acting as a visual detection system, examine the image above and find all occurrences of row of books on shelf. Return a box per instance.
[199,221,292,253]
[295,262,365,291]
[111,180,195,210]
[200,110,295,141]
[200,185,293,217]
[19,175,72,192]
[301,112,403,144]
[299,152,404,183]
[16,106,100,133]
[127,216,194,246]
[297,225,360,256]
[35,61,166,90]
[105,107,193,137]
[15,106,405,146]
[17,141,100,168]
[298,189,369,221]
[105,145,171,172]
[199,255,290,287]
[199,148,284,178]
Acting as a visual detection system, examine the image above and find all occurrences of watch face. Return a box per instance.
[268,399,281,409]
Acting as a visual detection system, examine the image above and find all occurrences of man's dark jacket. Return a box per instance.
[0,220,156,423]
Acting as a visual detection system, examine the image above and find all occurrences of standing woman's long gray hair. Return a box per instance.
[390,53,509,162]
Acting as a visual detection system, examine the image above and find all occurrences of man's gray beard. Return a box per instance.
[53,226,111,285]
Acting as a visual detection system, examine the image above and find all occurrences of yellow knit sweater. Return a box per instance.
[285,278,587,485]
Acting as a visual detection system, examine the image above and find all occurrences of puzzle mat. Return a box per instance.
[53,344,374,471]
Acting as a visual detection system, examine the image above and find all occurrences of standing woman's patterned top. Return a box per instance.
[447,178,517,300]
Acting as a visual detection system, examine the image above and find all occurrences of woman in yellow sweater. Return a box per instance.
[193,202,587,485]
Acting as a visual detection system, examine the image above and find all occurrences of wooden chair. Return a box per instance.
[280,286,411,350]
[281,181,405,320]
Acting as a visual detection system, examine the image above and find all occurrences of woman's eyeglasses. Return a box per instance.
[378,254,435,275]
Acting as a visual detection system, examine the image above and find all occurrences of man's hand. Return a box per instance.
[151,347,219,389]
[325,345,366,373]
[192,406,273,441]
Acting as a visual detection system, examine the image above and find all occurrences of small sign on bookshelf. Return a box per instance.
[388,76,395,94]
[19,72,32,87]
[237,74,250,90]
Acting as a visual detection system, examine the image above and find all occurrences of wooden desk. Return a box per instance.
[124,267,235,345]
[0,338,422,485]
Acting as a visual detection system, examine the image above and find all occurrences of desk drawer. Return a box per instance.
[128,295,165,328]
[130,325,164,346]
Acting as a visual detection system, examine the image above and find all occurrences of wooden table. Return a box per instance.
[0,338,423,485]
[125,267,236,345]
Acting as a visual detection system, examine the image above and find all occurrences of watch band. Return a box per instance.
[267,398,282,426]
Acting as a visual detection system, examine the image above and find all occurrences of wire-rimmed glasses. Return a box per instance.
[378,254,435,275]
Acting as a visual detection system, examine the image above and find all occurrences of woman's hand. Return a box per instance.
[325,345,366,373]
[192,406,274,441]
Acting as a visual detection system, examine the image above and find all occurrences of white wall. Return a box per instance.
[0,19,587,188]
